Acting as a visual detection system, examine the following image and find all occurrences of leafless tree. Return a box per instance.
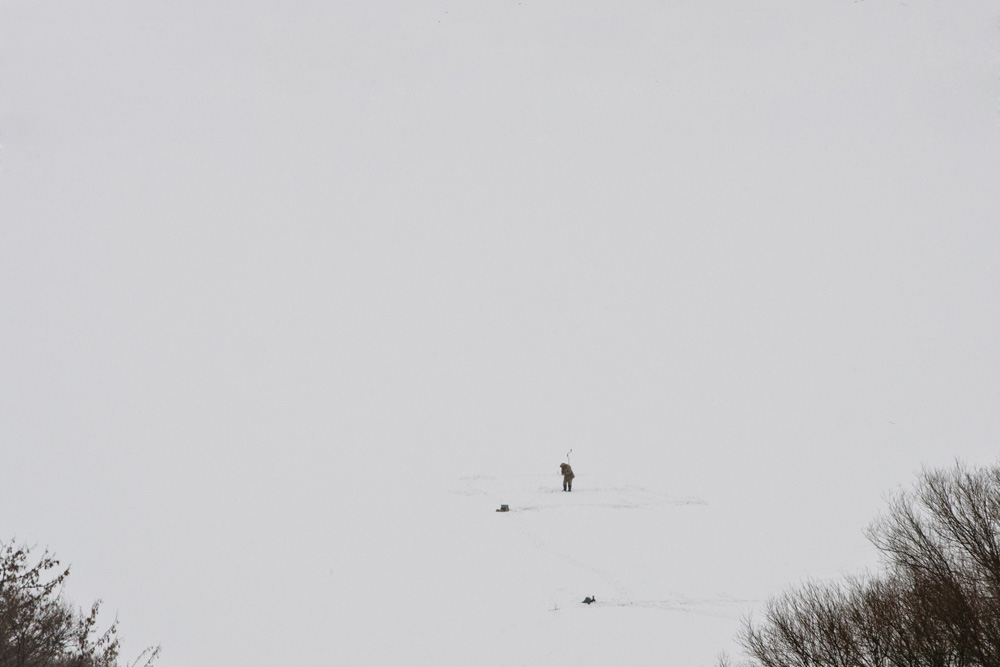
[723,462,1000,667]
[0,541,159,667]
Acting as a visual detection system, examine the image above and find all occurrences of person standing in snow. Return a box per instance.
[560,463,575,492]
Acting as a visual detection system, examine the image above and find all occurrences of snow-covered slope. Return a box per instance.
[323,456,884,666]
[2,1,999,665]
[348,472,735,666]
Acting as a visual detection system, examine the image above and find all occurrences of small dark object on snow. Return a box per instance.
[582,596,596,605]
[496,504,509,512]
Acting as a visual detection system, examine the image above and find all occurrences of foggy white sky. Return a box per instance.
[2,1,999,664]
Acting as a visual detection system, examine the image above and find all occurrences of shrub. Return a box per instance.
[724,462,1000,667]
[0,541,159,667]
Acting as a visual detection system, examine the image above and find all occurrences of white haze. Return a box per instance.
[2,1,999,664]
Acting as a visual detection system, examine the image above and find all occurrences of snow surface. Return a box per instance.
[2,0,1000,665]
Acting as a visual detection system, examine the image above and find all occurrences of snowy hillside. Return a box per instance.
[2,0,1000,665]
[389,473,733,665]
[326,456,886,666]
